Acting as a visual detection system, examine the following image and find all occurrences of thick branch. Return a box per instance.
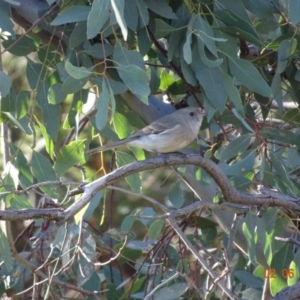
[33,153,300,247]
[0,208,64,221]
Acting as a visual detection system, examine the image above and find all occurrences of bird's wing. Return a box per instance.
[131,121,172,138]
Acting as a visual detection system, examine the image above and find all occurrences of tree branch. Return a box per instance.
[32,153,300,246]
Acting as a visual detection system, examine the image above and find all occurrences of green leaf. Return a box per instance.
[2,112,32,135]
[194,216,218,229]
[62,76,88,94]
[183,31,192,64]
[136,0,149,28]
[260,208,277,265]
[220,149,256,176]
[1,87,15,112]
[137,27,152,56]
[116,152,141,193]
[124,0,138,31]
[218,26,262,46]
[113,45,150,98]
[149,66,160,94]
[111,0,127,40]
[242,212,258,266]
[144,0,177,19]
[168,23,186,62]
[92,77,127,95]
[0,71,12,97]
[283,108,300,126]
[87,0,110,39]
[215,9,261,46]
[9,144,33,188]
[32,151,56,181]
[0,228,13,272]
[220,134,252,161]
[113,44,146,73]
[270,152,296,195]
[289,249,300,286]
[65,60,92,80]
[54,140,86,177]
[83,191,103,220]
[276,39,296,74]
[270,244,293,296]
[31,151,57,196]
[51,6,91,26]
[10,194,33,210]
[16,91,30,119]
[37,119,55,159]
[48,83,67,104]
[26,59,48,90]
[241,0,274,20]
[0,1,14,35]
[148,219,165,239]
[196,38,223,68]
[150,282,189,300]
[288,0,300,25]
[192,45,227,113]
[95,80,109,131]
[104,283,123,300]
[260,128,300,147]
[234,271,264,289]
[116,245,142,265]
[120,215,136,231]
[154,19,175,39]
[2,35,36,56]
[193,15,219,57]
[168,79,186,95]
[107,82,116,123]
[83,43,114,60]
[159,70,175,90]
[113,111,133,139]
[117,64,150,97]
[37,82,60,141]
[223,74,244,117]
[228,57,272,97]
[232,110,256,134]
[168,181,185,208]
[180,54,197,85]
[120,276,146,299]
[70,21,87,49]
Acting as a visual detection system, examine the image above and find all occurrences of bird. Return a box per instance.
[87,107,206,154]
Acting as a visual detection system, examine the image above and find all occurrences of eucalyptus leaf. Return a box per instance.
[220,134,253,161]
[288,0,300,25]
[0,228,13,272]
[192,45,227,113]
[95,80,109,131]
[154,19,175,39]
[168,182,185,208]
[148,219,165,239]
[54,140,86,177]
[16,90,30,119]
[51,6,91,26]
[65,60,92,80]
[116,152,141,193]
[2,35,36,56]
[144,0,177,19]
[111,0,128,40]
[228,57,272,97]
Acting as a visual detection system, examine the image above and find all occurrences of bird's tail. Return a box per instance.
[87,139,129,154]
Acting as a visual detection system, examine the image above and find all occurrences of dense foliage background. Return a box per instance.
[1,0,300,299]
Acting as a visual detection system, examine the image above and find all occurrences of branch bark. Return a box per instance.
[32,153,300,246]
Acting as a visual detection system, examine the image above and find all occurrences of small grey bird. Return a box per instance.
[88,107,206,154]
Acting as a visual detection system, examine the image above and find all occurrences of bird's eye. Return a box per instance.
[189,112,195,116]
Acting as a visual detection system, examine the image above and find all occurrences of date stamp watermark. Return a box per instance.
[264,268,295,279]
